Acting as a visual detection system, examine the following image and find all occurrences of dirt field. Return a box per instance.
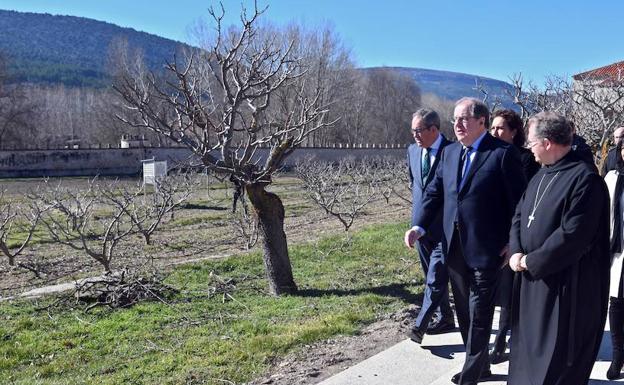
[0,175,411,297]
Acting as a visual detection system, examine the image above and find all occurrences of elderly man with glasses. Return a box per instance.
[405,108,455,344]
[405,97,526,385]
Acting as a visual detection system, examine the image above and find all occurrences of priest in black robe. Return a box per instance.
[508,111,610,385]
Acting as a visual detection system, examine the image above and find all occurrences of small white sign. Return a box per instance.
[142,159,167,188]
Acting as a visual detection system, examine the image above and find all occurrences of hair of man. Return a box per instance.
[455,97,490,129]
[492,109,525,147]
[413,108,441,131]
[528,111,573,146]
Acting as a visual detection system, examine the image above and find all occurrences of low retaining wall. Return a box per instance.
[0,147,408,178]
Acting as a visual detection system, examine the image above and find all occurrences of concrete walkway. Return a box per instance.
[319,309,624,385]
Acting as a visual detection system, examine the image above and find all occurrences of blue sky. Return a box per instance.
[1,0,622,85]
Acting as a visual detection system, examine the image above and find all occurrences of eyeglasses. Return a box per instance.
[526,138,544,148]
[411,126,431,134]
[452,116,474,126]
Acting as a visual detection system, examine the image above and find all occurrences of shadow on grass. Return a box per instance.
[295,283,422,304]
[180,203,228,210]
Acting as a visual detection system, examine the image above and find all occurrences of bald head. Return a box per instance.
[615,127,624,144]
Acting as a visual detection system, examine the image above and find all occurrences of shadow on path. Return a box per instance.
[420,343,465,359]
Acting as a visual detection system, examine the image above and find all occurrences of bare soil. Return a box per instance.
[249,305,419,385]
[0,176,411,297]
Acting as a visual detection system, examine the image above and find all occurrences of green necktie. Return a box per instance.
[422,147,431,183]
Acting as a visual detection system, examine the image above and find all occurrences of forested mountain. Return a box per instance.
[0,9,514,100]
[0,9,186,86]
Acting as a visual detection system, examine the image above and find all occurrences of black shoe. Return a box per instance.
[451,369,492,384]
[607,355,624,380]
[426,319,456,335]
[489,349,509,364]
[406,327,425,344]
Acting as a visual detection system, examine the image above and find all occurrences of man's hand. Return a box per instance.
[509,252,526,272]
[404,228,422,249]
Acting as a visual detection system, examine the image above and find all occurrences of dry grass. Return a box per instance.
[0,174,411,297]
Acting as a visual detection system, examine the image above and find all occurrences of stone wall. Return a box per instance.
[0,147,409,178]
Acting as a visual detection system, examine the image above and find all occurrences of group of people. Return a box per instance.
[404,97,619,385]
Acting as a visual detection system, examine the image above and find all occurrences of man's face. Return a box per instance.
[490,116,516,144]
[614,127,624,145]
[411,116,439,148]
[527,123,546,164]
[453,102,486,146]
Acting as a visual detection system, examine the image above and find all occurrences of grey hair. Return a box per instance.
[455,97,490,129]
[528,111,573,146]
[412,108,440,130]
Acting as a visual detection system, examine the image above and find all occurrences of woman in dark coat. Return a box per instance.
[604,140,624,379]
[488,109,539,363]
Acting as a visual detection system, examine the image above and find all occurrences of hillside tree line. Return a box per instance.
[0,22,426,150]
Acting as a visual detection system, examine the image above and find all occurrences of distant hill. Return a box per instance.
[0,9,187,86]
[0,9,516,104]
[364,67,516,107]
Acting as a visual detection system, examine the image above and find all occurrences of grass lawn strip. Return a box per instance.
[0,222,423,385]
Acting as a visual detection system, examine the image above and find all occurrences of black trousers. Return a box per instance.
[446,230,499,385]
[492,265,513,351]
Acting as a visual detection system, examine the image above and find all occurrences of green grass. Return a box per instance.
[0,222,423,385]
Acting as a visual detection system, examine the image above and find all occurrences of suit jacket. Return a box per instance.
[414,133,526,269]
[408,134,451,244]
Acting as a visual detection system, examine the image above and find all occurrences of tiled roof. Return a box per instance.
[573,61,624,81]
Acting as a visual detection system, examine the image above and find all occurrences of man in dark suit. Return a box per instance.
[406,108,455,342]
[601,126,624,176]
[405,98,526,385]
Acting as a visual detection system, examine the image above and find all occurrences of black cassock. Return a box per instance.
[508,151,610,385]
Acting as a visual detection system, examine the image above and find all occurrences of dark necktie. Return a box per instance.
[458,145,473,188]
[422,148,431,184]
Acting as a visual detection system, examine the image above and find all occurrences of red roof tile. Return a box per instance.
[573,61,624,81]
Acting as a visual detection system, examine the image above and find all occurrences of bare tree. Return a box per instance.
[0,54,38,148]
[570,72,624,159]
[370,156,411,206]
[0,191,49,276]
[100,172,197,245]
[296,158,376,233]
[113,3,345,295]
[420,92,455,139]
[34,178,135,273]
[357,68,421,145]
[504,72,624,166]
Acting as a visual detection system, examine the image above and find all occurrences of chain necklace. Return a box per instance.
[527,171,560,228]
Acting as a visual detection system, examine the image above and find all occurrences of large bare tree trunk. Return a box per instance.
[246,184,297,295]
